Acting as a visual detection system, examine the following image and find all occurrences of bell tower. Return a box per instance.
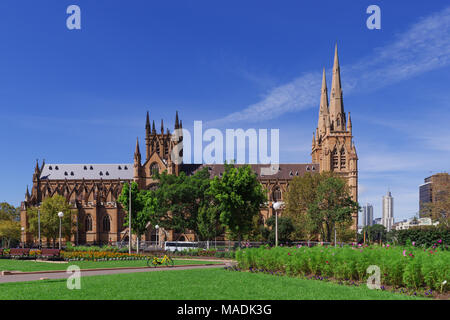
[311,45,358,229]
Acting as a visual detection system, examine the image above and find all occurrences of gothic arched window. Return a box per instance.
[150,162,159,176]
[164,141,169,156]
[340,148,346,169]
[332,149,339,169]
[156,142,160,155]
[102,215,111,232]
[273,186,282,201]
[85,214,93,232]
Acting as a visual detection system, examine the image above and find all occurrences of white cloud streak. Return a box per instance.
[210,6,450,125]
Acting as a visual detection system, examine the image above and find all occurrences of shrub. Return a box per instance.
[236,244,450,292]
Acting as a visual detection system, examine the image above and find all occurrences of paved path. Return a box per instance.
[0,264,225,284]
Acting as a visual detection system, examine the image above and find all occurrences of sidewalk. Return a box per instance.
[0,264,225,284]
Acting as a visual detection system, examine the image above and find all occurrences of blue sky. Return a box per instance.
[1,1,449,223]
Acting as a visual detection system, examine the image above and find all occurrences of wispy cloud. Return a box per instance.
[210,6,450,125]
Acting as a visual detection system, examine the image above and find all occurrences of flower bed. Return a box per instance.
[235,244,449,293]
[61,250,146,261]
[172,249,235,259]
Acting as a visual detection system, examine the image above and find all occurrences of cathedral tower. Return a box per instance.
[311,45,358,229]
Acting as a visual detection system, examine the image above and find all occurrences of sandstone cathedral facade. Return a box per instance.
[20,46,358,245]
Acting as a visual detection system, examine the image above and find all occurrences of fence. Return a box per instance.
[113,240,352,252]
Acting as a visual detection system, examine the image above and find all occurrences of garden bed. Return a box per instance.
[235,244,449,294]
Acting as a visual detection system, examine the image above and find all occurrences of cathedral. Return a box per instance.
[20,45,358,245]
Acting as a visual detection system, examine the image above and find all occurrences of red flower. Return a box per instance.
[325,261,329,264]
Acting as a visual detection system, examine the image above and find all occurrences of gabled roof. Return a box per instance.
[181,163,319,180]
[39,164,133,180]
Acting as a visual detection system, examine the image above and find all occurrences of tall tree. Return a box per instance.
[118,181,158,253]
[154,168,212,240]
[27,195,74,247]
[208,163,267,244]
[308,176,360,242]
[284,172,323,240]
[197,205,223,241]
[264,215,295,245]
[0,202,20,221]
[0,220,20,248]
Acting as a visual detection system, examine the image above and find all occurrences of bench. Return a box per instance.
[9,248,30,257]
[41,249,60,258]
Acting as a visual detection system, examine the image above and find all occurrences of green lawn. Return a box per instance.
[0,267,424,300]
[0,258,222,272]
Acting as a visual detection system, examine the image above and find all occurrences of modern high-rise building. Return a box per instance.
[382,191,394,231]
[361,203,373,227]
[419,173,449,217]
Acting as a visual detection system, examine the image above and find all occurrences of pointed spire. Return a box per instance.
[135,137,141,155]
[179,120,182,128]
[347,112,352,132]
[145,111,150,133]
[161,119,164,133]
[329,43,345,131]
[317,67,329,138]
[25,185,31,201]
[175,111,180,129]
[152,120,156,134]
[35,159,39,172]
[312,132,316,147]
[134,137,141,164]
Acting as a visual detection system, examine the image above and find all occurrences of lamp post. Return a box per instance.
[120,181,132,254]
[38,209,41,249]
[57,211,64,250]
[128,182,132,254]
[155,225,159,248]
[273,202,283,247]
[21,227,25,248]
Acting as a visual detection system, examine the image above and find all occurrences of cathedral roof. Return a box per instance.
[182,163,319,180]
[39,164,133,180]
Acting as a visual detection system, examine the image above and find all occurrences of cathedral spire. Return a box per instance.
[25,185,31,201]
[175,111,180,129]
[161,119,164,133]
[347,112,352,133]
[152,120,156,134]
[134,137,141,164]
[145,111,150,134]
[329,44,345,131]
[317,67,329,138]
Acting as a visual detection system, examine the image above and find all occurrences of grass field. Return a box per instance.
[0,258,223,272]
[0,267,424,300]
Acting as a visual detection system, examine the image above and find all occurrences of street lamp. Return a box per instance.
[120,181,133,254]
[58,211,64,250]
[155,225,159,248]
[38,209,41,249]
[273,202,283,247]
[21,227,25,248]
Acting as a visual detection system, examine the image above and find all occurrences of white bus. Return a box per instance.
[164,241,198,252]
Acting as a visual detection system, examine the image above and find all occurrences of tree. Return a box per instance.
[285,172,358,242]
[208,163,267,244]
[0,202,19,221]
[26,195,74,247]
[118,181,159,253]
[153,168,212,240]
[197,205,224,241]
[307,175,359,242]
[264,215,295,245]
[358,224,387,243]
[0,220,20,247]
